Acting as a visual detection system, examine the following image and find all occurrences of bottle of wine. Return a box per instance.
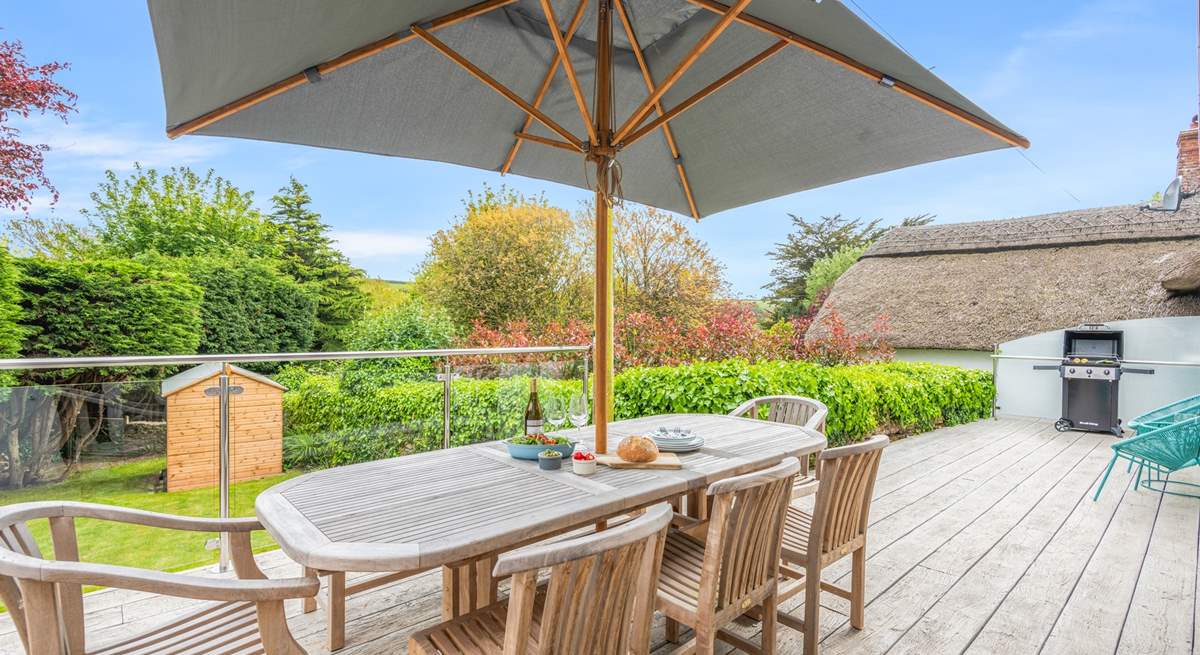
[525,378,544,435]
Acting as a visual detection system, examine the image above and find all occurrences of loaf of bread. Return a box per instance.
[617,435,659,463]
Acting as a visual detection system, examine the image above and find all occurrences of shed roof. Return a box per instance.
[808,197,1200,351]
[161,363,287,397]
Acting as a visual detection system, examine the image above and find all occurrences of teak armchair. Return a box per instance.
[730,396,828,475]
[0,501,318,655]
[777,435,889,655]
[409,502,673,655]
[657,457,802,655]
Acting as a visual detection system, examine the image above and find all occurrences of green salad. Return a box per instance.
[509,434,571,446]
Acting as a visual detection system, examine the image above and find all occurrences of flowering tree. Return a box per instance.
[0,38,77,212]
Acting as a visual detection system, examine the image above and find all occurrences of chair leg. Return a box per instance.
[328,572,346,652]
[665,617,681,643]
[22,581,61,655]
[1094,453,1119,501]
[256,599,306,655]
[761,593,778,655]
[695,625,716,655]
[803,569,821,655]
[302,567,318,614]
[850,548,866,630]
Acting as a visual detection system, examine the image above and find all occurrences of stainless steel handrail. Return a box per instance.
[0,345,591,370]
[991,354,1200,368]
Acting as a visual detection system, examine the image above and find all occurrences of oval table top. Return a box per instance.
[255,413,826,573]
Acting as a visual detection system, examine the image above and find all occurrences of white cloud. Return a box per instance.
[979,0,1148,99]
[331,230,428,258]
[15,115,224,172]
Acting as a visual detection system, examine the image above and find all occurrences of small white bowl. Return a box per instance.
[573,459,597,475]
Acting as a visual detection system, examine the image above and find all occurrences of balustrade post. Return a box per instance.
[204,364,242,572]
[442,359,453,449]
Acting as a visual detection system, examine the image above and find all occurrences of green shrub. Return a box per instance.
[803,244,866,309]
[339,302,456,393]
[175,255,318,356]
[281,371,580,469]
[0,246,22,385]
[615,359,993,444]
[16,257,203,363]
[279,359,992,468]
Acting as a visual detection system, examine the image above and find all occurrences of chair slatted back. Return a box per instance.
[733,396,828,433]
[766,399,823,431]
[810,436,888,562]
[0,520,46,653]
[701,458,800,616]
[498,503,672,655]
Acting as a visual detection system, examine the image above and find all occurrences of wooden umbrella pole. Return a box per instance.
[592,0,615,454]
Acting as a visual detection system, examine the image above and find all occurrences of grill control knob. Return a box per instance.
[1103,369,1110,376]
[1069,368,1076,374]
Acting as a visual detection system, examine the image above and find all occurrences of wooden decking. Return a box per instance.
[3,416,1197,655]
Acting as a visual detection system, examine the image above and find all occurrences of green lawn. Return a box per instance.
[2,458,299,575]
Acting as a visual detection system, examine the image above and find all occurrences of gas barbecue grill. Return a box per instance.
[1034,324,1153,436]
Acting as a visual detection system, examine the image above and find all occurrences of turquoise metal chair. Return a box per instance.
[1128,393,1200,434]
[1093,416,1200,500]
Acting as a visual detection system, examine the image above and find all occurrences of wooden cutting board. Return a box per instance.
[595,452,682,469]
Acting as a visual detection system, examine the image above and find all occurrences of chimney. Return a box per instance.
[1178,115,1200,195]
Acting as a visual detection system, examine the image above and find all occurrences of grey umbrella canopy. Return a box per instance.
[148,0,1024,218]
[147,0,1025,450]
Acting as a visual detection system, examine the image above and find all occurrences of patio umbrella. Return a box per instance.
[147,0,1026,453]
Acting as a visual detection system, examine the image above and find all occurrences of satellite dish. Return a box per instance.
[1162,176,1182,211]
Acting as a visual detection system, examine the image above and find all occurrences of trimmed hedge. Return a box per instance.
[280,359,993,469]
[614,360,993,442]
[281,371,581,468]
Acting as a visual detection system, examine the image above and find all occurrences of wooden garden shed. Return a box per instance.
[161,363,286,492]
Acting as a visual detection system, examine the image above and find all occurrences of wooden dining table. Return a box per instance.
[255,413,826,650]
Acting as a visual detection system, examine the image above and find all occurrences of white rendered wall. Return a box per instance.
[895,348,992,370]
[994,316,1200,422]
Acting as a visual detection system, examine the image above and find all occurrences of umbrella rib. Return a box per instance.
[165,0,517,139]
[412,25,584,150]
[501,0,590,175]
[513,131,579,153]
[611,0,752,145]
[540,0,597,145]
[621,40,787,148]
[685,0,1030,149]
[614,0,699,219]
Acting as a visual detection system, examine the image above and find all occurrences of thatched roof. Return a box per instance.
[807,197,1200,351]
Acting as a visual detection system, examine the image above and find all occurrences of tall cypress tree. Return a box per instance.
[270,178,368,350]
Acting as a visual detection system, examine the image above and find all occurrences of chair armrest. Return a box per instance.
[729,399,759,418]
[493,503,672,578]
[34,559,318,602]
[804,407,829,433]
[791,476,818,500]
[56,501,263,533]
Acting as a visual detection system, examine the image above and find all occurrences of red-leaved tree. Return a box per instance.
[0,38,76,212]
[461,299,894,370]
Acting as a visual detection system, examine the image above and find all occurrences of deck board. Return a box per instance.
[3,416,1196,655]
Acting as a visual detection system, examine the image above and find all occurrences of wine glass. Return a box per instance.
[544,395,567,432]
[569,392,589,428]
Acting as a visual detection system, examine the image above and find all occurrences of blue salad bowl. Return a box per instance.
[505,440,575,461]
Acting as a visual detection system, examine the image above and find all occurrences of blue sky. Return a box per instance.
[2,1,1196,296]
